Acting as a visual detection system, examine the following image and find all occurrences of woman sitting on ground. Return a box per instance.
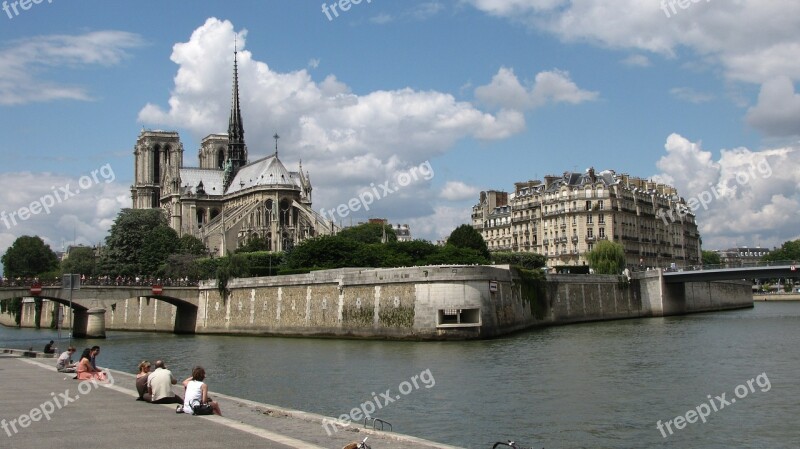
[135,360,151,401]
[181,366,221,416]
[76,348,107,381]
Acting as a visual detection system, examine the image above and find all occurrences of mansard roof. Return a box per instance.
[225,154,302,194]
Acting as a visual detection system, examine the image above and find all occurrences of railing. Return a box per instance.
[0,276,200,288]
[676,260,797,272]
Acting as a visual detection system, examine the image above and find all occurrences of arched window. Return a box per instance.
[153,145,161,183]
[197,208,206,227]
[217,148,225,169]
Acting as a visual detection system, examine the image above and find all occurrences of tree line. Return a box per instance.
[1,209,551,284]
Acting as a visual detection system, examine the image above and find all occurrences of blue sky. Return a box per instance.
[1,0,799,268]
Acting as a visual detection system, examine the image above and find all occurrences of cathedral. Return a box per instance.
[131,48,337,256]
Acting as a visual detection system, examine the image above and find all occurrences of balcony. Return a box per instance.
[571,236,579,243]
[585,236,596,242]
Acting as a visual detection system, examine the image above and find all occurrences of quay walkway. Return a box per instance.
[0,352,462,449]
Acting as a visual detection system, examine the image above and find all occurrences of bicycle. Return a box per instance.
[342,436,371,449]
[491,440,541,449]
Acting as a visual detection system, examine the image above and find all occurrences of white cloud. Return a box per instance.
[405,206,472,242]
[475,67,598,110]
[0,31,144,105]
[307,58,320,69]
[653,134,800,249]
[0,169,131,268]
[621,54,651,68]
[370,13,394,24]
[412,2,445,20]
[465,1,800,137]
[746,77,800,138]
[467,0,800,83]
[137,18,526,240]
[440,181,481,201]
[670,87,714,104]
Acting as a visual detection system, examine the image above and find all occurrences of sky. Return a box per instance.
[1,0,799,270]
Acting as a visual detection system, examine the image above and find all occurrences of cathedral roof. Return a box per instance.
[179,168,225,196]
[225,154,302,194]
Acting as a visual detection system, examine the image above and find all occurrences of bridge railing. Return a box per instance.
[0,276,200,288]
[665,260,798,273]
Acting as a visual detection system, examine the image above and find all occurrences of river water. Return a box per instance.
[2,302,799,448]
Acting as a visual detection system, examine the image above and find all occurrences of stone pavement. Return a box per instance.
[0,354,463,449]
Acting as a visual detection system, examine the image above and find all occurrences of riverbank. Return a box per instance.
[0,352,461,449]
[753,293,800,301]
[1,266,754,340]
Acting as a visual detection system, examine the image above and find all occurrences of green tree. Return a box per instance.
[1,235,59,278]
[447,224,490,260]
[492,252,547,269]
[763,239,800,262]
[424,245,490,265]
[235,235,271,253]
[701,250,722,266]
[61,246,96,277]
[282,235,364,269]
[99,209,180,275]
[179,234,207,255]
[337,222,397,244]
[586,240,626,275]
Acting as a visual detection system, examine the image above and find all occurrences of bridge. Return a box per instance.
[663,261,797,283]
[0,285,199,337]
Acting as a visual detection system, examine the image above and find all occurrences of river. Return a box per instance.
[2,301,798,448]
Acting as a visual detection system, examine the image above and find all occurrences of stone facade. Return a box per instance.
[3,267,752,340]
[472,168,702,269]
[130,50,336,255]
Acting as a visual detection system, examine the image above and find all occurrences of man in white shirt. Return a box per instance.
[56,346,76,373]
[147,360,182,404]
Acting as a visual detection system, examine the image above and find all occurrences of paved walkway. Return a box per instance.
[0,354,462,449]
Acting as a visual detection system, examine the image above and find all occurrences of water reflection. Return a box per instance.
[2,302,799,448]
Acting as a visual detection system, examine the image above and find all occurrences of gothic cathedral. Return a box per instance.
[131,48,337,256]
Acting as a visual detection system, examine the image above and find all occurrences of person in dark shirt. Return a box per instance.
[43,340,56,354]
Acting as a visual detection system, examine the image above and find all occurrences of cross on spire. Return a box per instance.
[273,133,280,157]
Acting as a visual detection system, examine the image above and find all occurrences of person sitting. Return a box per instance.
[56,346,77,373]
[43,340,56,354]
[135,360,152,401]
[181,366,221,416]
[89,345,101,370]
[147,360,182,404]
[76,347,107,381]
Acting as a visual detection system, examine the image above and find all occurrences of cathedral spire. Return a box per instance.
[227,37,247,179]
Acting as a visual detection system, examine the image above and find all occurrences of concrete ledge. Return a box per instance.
[1,347,57,358]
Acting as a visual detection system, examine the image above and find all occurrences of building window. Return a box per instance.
[599,228,605,237]
[598,200,604,210]
[585,200,592,211]
[586,214,593,224]
[599,214,605,224]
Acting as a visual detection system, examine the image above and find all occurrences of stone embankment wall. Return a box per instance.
[2,266,754,340]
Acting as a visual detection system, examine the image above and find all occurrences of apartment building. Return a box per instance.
[716,247,771,267]
[471,168,702,269]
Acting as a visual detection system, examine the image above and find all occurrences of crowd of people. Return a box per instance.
[54,344,221,416]
[135,359,222,415]
[55,345,108,381]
